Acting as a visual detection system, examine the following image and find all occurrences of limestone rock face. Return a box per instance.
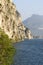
[0,0,33,41]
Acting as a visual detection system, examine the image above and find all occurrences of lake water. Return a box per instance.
[12,39,43,65]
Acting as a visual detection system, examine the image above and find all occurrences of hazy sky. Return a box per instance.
[13,0,43,20]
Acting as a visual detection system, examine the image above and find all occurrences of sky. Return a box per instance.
[13,0,43,21]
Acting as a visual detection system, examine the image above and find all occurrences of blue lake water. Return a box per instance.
[12,39,43,65]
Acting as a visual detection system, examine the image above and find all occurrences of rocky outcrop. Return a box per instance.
[0,0,33,41]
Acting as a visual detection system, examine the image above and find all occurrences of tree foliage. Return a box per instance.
[0,29,16,65]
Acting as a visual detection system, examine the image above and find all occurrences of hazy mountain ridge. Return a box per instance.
[23,14,43,38]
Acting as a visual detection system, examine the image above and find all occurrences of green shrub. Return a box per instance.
[7,0,10,3]
[0,29,16,65]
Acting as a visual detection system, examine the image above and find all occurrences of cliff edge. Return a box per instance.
[0,0,33,41]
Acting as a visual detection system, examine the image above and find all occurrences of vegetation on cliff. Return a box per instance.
[0,29,16,65]
[0,0,33,65]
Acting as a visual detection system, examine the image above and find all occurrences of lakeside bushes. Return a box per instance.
[0,29,16,65]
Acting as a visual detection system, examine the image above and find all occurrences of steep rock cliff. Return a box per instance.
[0,0,33,41]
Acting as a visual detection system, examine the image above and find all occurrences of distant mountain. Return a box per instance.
[23,14,43,37]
